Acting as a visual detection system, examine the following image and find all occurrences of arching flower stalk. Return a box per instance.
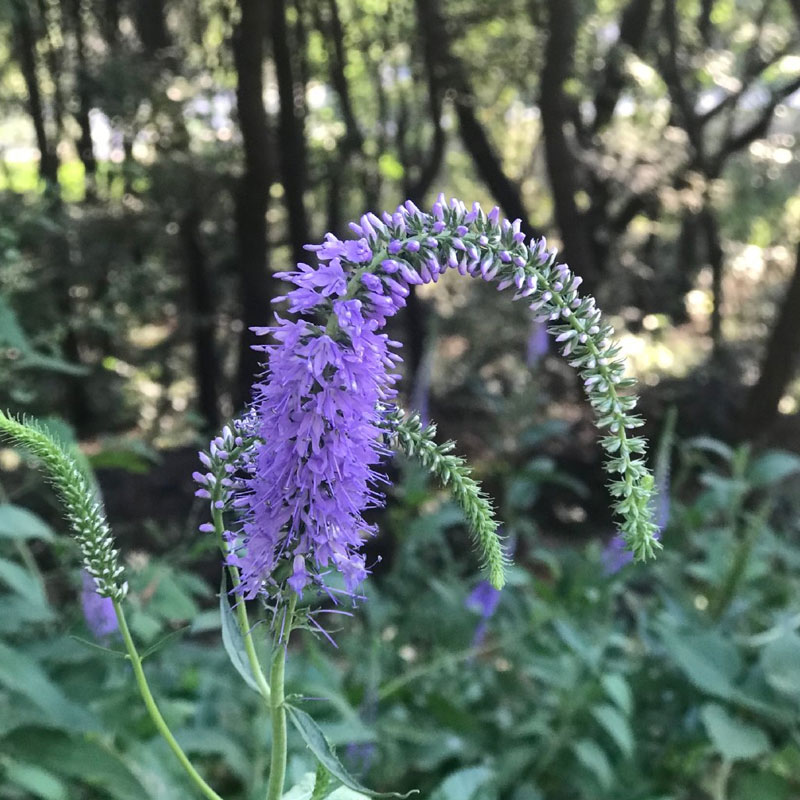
[223,195,660,603]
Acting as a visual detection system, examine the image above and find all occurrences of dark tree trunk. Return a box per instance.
[66,0,97,199]
[180,208,220,432]
[397,1,449,383]
[454,101,539,238]
[700,206,724,356]
[319,0,362,150]
[100,0,120,45]
[314,0,364,234]
[540,0,599,289]
[406,0,445,204]
[790,0,800,29]
[12,0,58,186]
[698,0,714,43]
[37,0,66,144]
[743,241,800,437]
[233,0,274,409]
[271,0,309,265]
[592,0,653,133]
[134,0,171,55]
[415,0,540,241]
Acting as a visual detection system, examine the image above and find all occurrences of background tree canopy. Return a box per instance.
[1,1,800,798]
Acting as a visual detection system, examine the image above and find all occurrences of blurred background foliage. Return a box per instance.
[1,0,800,797]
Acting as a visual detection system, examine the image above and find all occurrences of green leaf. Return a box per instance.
[170,727,249,780]
[700,703,770,761]
[686,437,734,462]
[591,703,634,758]
[2,730,151,800]
[731,771,790,800]
[571,739,613,789]
[747,451,800,488]
[219,573,260,692]
[429,766,493,800]
[601,673,633,715]
[68,635,126,658]
[2,759,68,800]
[553,619,602,669]
[286,704,417,798]
[0,294,32,350]
[659,629,739,699]
[0,555,48,609]
[0,296,86,376]
[0,641,98,732]
[0,504,55,541]
[0,594,55,633]
[760,632,800,697]
[139,626,189,661]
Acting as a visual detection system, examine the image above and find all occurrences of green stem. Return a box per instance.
[113,601,225,800]
[709,503,768,621]
[266,594,297,800]
[211,506,272,704]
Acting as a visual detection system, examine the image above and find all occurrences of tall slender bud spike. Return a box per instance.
[386,408,507,589]
[0,411,127,600]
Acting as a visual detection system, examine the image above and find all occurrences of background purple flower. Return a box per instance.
[526,318,549,366]
[466,580,501,647]
[81,570,118,638]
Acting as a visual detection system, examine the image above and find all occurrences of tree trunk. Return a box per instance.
[99,0,120,46]
[37,0,66,145]
[415,0,540,241]
[700,206,724,356]
[319,0,362,150]
[540,0,599,289]
[180,208,219,432]
[134,0,171,55]
[12,0,58,186]
[591,0,653,133]
[314,0,364,234]
[66,0,97,200]
[271,0,309,265]
[742,241,800,437]
[233,0,274,409]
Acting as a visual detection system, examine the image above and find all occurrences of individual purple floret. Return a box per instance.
[81,570,118,638]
